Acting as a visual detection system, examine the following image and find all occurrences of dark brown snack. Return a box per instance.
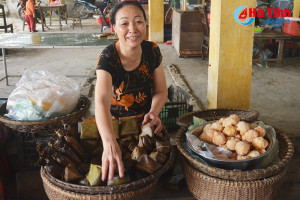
[149,151,167,164]
[52,152,73,167]
[128,141,137,152]
[131,146,146,161]
[92,145,103,157]
[107,174,131,186]
[45,160,64,179]
[61,146,81,164]
[80,139,100,154]
[53,137,65,151]
[64,163,82,183]
[135,154,162,174]
[138,135,155,152]
[78,163,90,175]
[64,135,86,158]
[155,141,171,155]
[140,123,154,137]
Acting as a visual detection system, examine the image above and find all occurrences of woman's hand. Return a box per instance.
[101,139,124,181]
[143,112,162,134]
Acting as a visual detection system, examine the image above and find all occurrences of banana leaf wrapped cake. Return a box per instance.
[37,117,171,187]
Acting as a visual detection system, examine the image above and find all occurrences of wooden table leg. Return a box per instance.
[277,39,284,63]
[2,48,8,86]
[58,9,62,31]
[65,6,68,25]
[50,11,52,26]
[41,11,45,32]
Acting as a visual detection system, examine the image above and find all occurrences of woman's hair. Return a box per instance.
[110,1,147,25]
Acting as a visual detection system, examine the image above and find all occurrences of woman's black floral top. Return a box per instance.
[96,40,162,120]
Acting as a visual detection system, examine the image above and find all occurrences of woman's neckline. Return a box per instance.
[114,40,143,72]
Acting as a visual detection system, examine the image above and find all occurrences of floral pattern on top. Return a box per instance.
[96,40,162,119]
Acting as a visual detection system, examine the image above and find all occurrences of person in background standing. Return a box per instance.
[25,0,37,32]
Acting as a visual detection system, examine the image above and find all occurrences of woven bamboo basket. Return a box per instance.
[176,127,294,181]
[181,157,286,200]
[0,95,90,133]
[41,147,175,200]
[176,109,259,128]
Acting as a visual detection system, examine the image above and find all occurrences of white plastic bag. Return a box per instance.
[5,70,80,120]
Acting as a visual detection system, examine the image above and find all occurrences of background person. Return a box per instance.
[25,0,37,32]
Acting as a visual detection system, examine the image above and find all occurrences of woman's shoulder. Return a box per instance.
[142,40,159,49]
[101,43,117,57]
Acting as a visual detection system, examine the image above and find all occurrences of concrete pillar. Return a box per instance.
[148,0,164,42]
[293,0,300,17]
[207,0,255,109]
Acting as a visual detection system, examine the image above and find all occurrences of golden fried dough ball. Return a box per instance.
[213,132,226,146]
[203,124,212,133]
[211,122,223,132]
[247,150,260,158]
[252,137,268,149]
[199,129,214,143]
[226,138,240,151]
[242,130,258,143]
[254,126,266,137]
[258,149,266,155]
[222,115,239,127]
[235,141,251,155]
[235,134,242,140]
[237,121,250,135]
[237,155,250,160]
[218,118,225,124]
[223,125,237,137]
[229,114,240,124]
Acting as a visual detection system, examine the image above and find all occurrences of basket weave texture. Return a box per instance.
[176,109,259,128]
[0,95,90,133]
[181,157,286,200]
[176,126,294,181]
[41,147,175,200]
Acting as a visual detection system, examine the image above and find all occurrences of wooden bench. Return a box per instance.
[253,30,291,64]
[0,4,13,33]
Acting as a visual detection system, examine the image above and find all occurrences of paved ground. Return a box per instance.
[1,16,300,199]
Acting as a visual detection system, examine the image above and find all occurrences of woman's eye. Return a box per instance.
[121,23,127,26]
[136,21,143,24]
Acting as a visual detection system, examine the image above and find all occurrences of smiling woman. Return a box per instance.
[94,1,168,183]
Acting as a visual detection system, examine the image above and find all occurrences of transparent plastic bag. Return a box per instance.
[5,70,80,121]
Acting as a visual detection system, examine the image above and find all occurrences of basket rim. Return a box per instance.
[176,126,294,181]
[41,168,158,199]
[176,109,259,128]
[41,146,175,194]
[0,95,90,129]
[181,157,287,186]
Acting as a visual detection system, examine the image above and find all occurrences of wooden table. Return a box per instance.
[254,30,292,63]
[0,33,116,86]
[40,4,67,31]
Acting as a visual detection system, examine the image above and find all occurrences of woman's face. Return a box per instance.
[113,5,146,49]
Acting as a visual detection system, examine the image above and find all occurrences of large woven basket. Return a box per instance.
[41,147,175,200]
[176,127,294,181]
[176,109,259,128]
[0,95,90,133]
[181,157,286,200]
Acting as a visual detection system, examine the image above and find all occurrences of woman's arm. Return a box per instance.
[143,63,168,133]
[95,70,124,181]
